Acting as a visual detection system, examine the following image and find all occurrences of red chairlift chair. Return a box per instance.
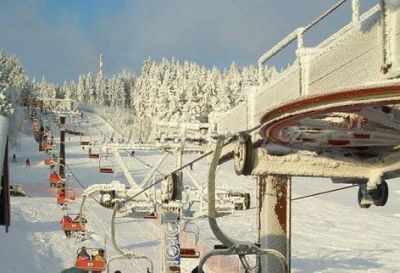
[60,213,86,232]
[49,171,65,188]
[75,247,106,272]
[44,156,58,166]
[57,188,76,205]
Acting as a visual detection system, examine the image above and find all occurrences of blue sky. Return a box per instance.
[0,0,377,83]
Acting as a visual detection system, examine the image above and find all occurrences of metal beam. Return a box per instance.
[59,116,66,178]
[259,175,291,273]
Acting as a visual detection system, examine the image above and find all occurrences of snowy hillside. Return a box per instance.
[0,109,399,273]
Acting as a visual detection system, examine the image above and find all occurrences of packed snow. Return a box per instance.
[0,109,399,273]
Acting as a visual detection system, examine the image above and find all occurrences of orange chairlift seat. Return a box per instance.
[44,156,58,166]
[49,171,66,187]
[44,152,58,166]
[60,213,86,232]
[75,248,106,272]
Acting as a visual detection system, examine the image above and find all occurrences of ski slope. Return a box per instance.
[1,109,399,273]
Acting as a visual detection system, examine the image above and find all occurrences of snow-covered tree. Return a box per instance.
[61,56,277,140]
[85,73,96,103]
[0,50,28,116]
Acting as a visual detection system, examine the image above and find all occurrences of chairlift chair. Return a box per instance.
[75,247,106,272]
[49,171,66,188]
[180,222,200,259]
[42,141,53,152]
[124,199,158,219]
[99,154,114,173]
[191,137,288,273]
[88,146,100,159]
[60,213,86,232]
[144,211,158,219]
[80,133,91,146]
[44,156,58,166]
[40,140,54,152]
[41,133,54,152]
[57,188,76,205]
[110,200,154,273]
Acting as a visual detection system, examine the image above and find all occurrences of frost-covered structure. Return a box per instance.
[212,1,400,201]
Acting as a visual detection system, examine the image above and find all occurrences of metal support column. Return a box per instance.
[259,175,291,273]
[175,148,183,201]
[161,203,182,273]
[59,116,66,178]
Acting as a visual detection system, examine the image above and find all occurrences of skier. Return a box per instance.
[25,158,31,167]
[80,111,84,120]
[12,154,17,163]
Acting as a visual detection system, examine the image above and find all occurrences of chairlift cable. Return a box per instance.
[122,124,263,204]
[129,154,165,176]
[64,162,103,206]
[292,184,357,201]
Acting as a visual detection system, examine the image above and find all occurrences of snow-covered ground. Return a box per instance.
[1,109,399,273]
